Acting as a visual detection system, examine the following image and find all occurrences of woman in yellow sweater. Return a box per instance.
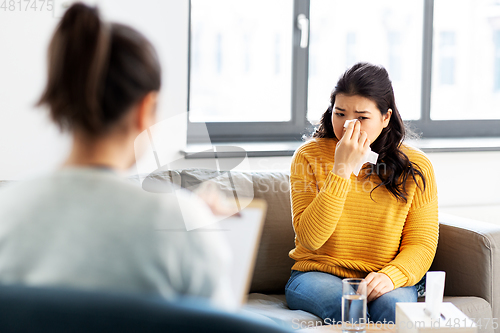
[285,62,438,323]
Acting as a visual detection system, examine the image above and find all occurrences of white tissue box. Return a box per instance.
[396,303,477,333]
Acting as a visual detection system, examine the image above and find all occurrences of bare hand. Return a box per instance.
[332,120,370,179]
[364,272,394,302]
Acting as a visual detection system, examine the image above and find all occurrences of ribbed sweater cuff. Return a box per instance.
[379,265,408,289]
[321,171,351,197]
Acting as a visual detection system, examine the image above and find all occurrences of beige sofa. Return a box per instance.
[1,169,498,332]
[142,168,500,333]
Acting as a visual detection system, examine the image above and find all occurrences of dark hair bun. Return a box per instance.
[59,3,110,131]
[37,2,161,135]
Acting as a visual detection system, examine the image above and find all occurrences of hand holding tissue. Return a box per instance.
[343,119,379,176]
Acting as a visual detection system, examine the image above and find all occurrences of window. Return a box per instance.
[188,0,309,143]
[307,0,423,122]
[188,0,500,145]
[431,0,500,121]
[437,31,456,86]
[189,0,293,123]
[495,30,500,92]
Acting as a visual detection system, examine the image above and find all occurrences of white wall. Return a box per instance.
[0,0,190,180]
[429,151,500,224]
[1,1,499,223]
[0,6,67,180]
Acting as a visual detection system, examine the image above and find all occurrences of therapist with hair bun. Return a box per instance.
[0,3,234,309]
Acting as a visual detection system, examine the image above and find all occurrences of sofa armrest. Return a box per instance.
[431,212,500,322]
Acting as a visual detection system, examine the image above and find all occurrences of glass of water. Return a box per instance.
[342,278,367,332]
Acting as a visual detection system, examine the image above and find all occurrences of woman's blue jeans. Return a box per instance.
[285,270,417,324]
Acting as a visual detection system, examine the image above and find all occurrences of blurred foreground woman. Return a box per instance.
[0,3,233,309]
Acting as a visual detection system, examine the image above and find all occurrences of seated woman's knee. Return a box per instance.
[377,287,417,305]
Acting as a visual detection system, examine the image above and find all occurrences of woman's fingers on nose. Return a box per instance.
[359,131,368,143]
[363,138,371,149]
[343,120,356,140]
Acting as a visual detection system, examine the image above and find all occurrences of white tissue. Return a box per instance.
[352,150,378,176]
[343,120,379,176]
[343,119,358,128]
[424,271,446,320]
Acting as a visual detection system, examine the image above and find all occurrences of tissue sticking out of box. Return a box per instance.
[424,271,446,320]
[343,120,379,176]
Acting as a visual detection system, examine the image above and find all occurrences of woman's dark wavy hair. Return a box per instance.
[314,62,425,202]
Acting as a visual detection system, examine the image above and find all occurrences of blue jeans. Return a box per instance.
[285,270,417,324]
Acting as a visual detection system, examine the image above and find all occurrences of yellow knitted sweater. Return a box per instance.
[289,138,439,289]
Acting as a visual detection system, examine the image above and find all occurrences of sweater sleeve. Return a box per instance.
[290,147,351,251]
[379,155,439,288]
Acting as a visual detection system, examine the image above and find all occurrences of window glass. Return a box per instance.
[189,0,293,122]
[307,0,424,123]
[431,0,500,120]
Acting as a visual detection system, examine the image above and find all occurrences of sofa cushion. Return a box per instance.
[249,172,295,294]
